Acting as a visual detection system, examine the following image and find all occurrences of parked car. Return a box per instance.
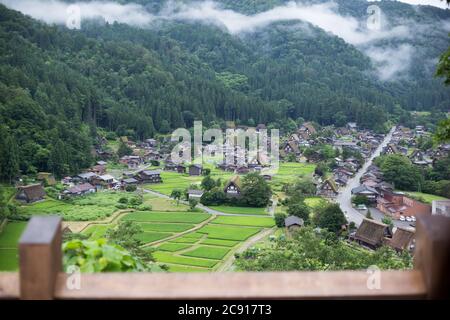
[399,216,406,221]
[411,216,416,222]
[406,216,413,222]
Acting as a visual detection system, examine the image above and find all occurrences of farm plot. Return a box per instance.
[153,252,219,268]
[210,206,268,215]
[138,223,195,233]
[182,246,231,260]
[121,211,210,224]
[196,225,262,241]
[0,222,27,271]
[18,191,137,221]
[211,216,275,228]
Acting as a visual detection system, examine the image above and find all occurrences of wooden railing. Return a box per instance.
[0,215,449,300]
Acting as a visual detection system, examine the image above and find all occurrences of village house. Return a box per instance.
[317,179,338,198]
[16,184,46,204]
[36,172,56,186]
[386,227,415,252]
[135,170,162,184]
[351,185,379,202]
[224,176,242,197]
[121,178,139,188]
[92,174,118,190]
[76,172,97,183]
[164,162,186,174]
[285,216,304,233]
[89,164,106,175]
[409,149,432,166]
[187,189,204,200]
[297,122,317,140]
[382,143,399,155]
[376,192,431,220]
[188,164,203,176]
[63,183,96,197]
[350,218,390,250]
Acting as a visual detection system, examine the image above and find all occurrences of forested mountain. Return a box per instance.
[0,0,449,177]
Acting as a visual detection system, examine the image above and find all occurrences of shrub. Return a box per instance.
[125,185,137,192]
[115,204,127,210]
[137,205,152,211]
[274,212,287,227]
[129,197,143,206]
[118,197,128,204]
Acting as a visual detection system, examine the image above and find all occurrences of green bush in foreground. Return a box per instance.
[63,239,148,272]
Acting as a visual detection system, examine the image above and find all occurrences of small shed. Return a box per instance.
[285,216,304,232]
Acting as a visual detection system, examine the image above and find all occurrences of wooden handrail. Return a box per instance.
[0,215,448,300]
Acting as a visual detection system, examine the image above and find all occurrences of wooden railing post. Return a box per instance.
[19,216,62,300]
[414,214,450,299]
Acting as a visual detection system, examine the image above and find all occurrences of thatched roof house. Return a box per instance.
[224,175,242,197]
[389,227,415,252]
[352,218,389,249]
[16,184,45,203]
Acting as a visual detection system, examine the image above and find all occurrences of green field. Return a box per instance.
[18,191,137,221]
[121,211,210,224]
[153,252,218,268]
[157,243,192,252]
[182,246,231,260]
[83,224,110,239]
[0,222,27,271]
[402,191,448,204]
[196,225,262,241]
[200,238,239,247]
[142,194,190,211]
[210,206,268,215]
[138,223,195,233]
[143,166,233,196]
[211,216,275,227]
[166,264,210,272]
[134,232,173,243]
[270,162,316,191]
[170,235,203,243]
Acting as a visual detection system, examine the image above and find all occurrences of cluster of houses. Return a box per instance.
[384,125,450,166]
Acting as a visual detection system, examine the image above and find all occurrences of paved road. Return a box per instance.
[336,127,410,228]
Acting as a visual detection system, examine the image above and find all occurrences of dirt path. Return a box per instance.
[215,227,276,272]
[63,209,135,233]
[141,215,217,247]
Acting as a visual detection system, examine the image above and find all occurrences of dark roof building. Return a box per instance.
[352,218,389,249]
[16,184,45,203]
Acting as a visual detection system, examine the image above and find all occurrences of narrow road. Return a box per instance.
[336,127,396,227]
[216,227,276,272]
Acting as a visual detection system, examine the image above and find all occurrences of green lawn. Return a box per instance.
[403,191,449,204]
[196,225,262,241]
[170,236,203,244]
[121,211,210,224]
[18,191,137,221]
[142,194,190,211]
[138,223,195,233]
[182,246,231,260]
[153,252,218,268]
[210,206,268,215]
[211,216,275,227]
[270,162,316,191]
[0,221,27,271]
[304,197,327,208]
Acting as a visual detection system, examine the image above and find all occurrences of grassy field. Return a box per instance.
[153,252,219,268]
[211,216,275,227]
[157,243,192,252]
[270,162,316,191]
[138,223,195,233]
[121,211,210,224]
[200,238,239,247]
[210,206,268,215]
[134,232,173,243]
[196,225,262,241]
[182,246,231,260]
[18,191,137,221]
[403,192,449,204]
[0,222,27,271]
[142,194,190,211]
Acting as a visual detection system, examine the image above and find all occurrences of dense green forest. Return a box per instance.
[0,0,449,177]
